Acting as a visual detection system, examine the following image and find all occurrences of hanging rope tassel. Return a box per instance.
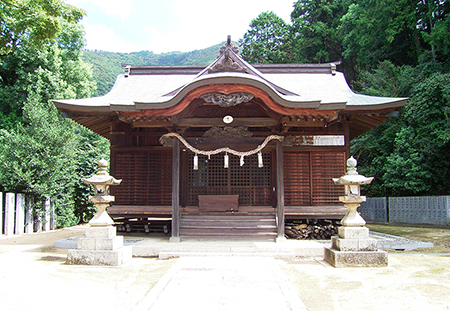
[193,154,199,170]
[258,152,263,168]
[224,153,229,168]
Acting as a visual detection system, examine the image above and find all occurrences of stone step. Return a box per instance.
[158,251,297,260]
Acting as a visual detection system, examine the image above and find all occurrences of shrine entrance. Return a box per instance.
[185,152,273,208]
[178,150,278,240]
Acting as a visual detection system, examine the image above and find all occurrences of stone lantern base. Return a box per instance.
[67,226,132,266]
[324,227,388,268]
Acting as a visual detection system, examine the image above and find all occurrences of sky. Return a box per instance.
[64,0,295,54]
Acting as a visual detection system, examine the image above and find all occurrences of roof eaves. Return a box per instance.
[345,96,408,110]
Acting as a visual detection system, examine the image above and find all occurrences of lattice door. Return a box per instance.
[187,152,272,206]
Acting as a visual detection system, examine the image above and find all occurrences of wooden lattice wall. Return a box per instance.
[113,150,172,205]
[284,151,346,206]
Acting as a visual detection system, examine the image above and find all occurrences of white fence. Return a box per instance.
[1,192,57,236]
[359,196,450,226]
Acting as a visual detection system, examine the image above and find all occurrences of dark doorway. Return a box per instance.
[186,152,273,206]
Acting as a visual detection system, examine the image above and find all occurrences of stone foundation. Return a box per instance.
[324,247,388,268]
[67,226,132,266]
[324,226,388,268]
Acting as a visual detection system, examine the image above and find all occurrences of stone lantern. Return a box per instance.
[67,159,132,266]
[82,158,121,226]
[324,156,388,267]
[331,156,373,227]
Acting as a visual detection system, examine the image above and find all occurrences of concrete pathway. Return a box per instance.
[134,256,307,311]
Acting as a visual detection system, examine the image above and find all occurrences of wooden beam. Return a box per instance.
[130,117,279,128]
[185,137,267,148]
[132,119,174,128]
[279,115,333,128]
[170,138,180,242]
[276,140,286,242]
[179,117,278,128]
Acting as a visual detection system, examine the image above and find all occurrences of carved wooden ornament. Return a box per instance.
[200,92,254,107]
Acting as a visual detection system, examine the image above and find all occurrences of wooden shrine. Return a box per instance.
[53,37,407,241]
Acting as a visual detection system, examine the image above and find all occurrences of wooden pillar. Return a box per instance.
[170,138,181,242]
[343,118,351,159]
[276,140,286,242]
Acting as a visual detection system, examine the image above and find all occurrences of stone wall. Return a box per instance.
[359,197,388,223]
[359,196,450,226]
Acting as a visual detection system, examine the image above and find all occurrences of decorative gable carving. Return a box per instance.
[208,36,247,73]
[200,92,254,107]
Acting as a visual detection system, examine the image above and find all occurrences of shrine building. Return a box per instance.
[53,38,407,242]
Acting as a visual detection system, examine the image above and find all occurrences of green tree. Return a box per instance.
[351,117,404,196]
[352,61,450,197]
[290,0,351,64]
[0,20,93,129]
[420,0,450,60]
[383,72,450,195]
[339,0,447,71]
[72,127,110,223]
[240,2,450,196]
[0,3,108,227]
[0,91,79,225]
[352,60,416,97]
[240,11,292,64]
[0,0,84,55]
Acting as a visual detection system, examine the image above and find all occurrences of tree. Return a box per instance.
[352,60,416,96]
[340,0,449,72]
[420,0,450,61]
[351,117,404,197]
[382,72,450,195]
[0,88,79,224]
[351,61,450,197]
[0,0,84,54]
[72,127,110,223]
[0,4,108,227]
[290,0,351,64]
[0,20,94,128]
[240,12,292,64]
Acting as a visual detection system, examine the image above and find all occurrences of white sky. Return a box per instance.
[64,0,295,53]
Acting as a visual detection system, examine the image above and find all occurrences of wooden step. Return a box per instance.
[180,214,277,241]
